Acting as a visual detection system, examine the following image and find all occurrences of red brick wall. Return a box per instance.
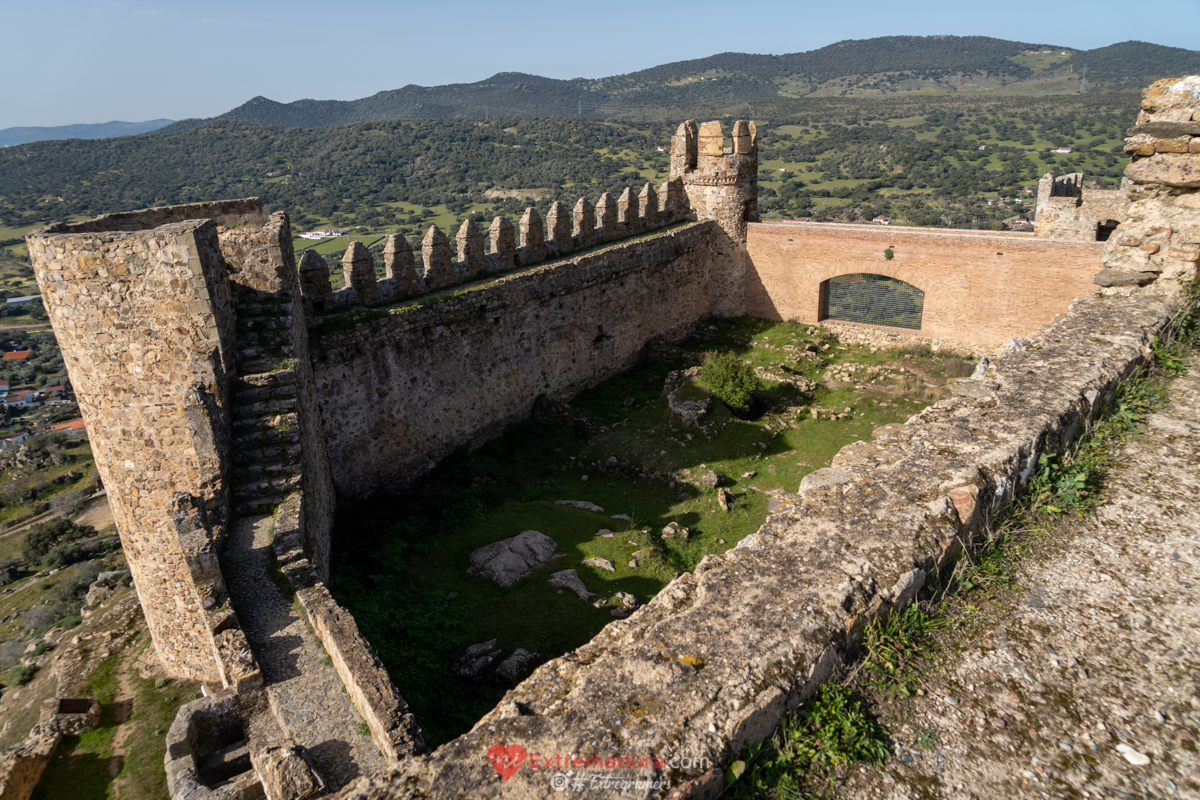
[746,221,1105,347]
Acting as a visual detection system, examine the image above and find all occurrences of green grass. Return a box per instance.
[330,316,974,746]
[31,651,120,800]
[724,684,890,799]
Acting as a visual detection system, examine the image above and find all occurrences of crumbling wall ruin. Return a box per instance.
[1034,171,1129,241]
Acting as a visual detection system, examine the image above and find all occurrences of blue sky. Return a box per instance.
[3,0,1198,128]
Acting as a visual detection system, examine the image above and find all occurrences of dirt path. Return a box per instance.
[833,364,1200,799]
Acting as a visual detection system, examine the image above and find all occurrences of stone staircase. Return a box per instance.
[230,295,303,516]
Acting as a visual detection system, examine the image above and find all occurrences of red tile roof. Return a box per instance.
[2,351,31,360]
[50,418,85,432]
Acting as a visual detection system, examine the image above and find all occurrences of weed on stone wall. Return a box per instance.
[724,684,891,799]
[725,290,1199,798]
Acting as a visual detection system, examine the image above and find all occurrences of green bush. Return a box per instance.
[701,352,761,416]
[22,518,96,563]
[4,665,36,686]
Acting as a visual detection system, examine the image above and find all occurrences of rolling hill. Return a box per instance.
[191,37,1199,129]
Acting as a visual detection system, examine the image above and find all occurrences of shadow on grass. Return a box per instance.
[329,316,953,746]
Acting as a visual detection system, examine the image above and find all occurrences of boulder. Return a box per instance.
[452,639,502,682]
[467,531,557,588]
[548,569,594,600]
[798,468,855,495]
[495,649,542,688]
[581,557,615,572]
[84,570,130,608]
[612,591,640,611]
[661,522,691,540]
[251,742,325,800]
[698,470,721,489]
[717,488,733,512]
[555,500,604,513]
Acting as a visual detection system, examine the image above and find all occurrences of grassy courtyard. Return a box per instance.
[328,316,978,745]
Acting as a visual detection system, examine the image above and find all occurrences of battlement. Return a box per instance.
[1034,171,1128,241]
[670,119,759,243]
[296,180,689,314]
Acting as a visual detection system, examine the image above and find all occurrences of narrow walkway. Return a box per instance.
[225,514,385,791]
[835,363,1200,799]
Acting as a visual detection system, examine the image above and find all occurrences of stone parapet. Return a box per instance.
[309,221,720,496]
[272,494,426,762]
[331,230,1195,800]
[306,183,688,313]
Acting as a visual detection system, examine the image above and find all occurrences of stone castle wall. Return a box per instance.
[27,206,252,685]
[744,222,1105,348]
[337,78,1200,799]
[218,213,336,580]
[1034,171,1129,240]
[310,221,720,497]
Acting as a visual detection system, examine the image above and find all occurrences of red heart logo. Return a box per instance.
[487,744,527,780]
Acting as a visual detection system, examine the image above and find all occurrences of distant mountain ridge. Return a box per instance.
[199,36,1200,129]
[0,119,174,147]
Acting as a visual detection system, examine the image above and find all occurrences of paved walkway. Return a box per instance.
[225,513,385,791]
[834,362,1200,799]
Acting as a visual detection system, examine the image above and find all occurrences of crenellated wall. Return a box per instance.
[309,221,720,496]
[297,180,689,316]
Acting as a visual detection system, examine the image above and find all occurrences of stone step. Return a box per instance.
[235,301,293,316]
[236,332,292,351]
[235,474,300,496]
[232,427,300,451]
[230,383,297,404]
[233,396,297,417]
[235,370,296,389]
[239,357,290,374]
[230,445,284,465]
[233,461,293,479]
[233,496,281,515]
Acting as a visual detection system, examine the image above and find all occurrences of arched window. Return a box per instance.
[819,274,924,330]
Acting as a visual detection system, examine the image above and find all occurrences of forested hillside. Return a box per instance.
[189,37,1197,129]
[0,93,1138,252]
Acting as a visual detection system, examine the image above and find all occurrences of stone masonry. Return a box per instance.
[1034,171,1129,241]
[26,202,251,686]
[23,92,1200,798]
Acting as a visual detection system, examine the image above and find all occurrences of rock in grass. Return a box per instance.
[661,522,691,540]
[556,500,604,513]
[611,514,632,521]
[467,531,557,588]
[717,488,733,512]
[581,556,616,572]
[495,648,542,688]
[452,639,501,682]
[549,569,594,600]
[612,591,640,611]
[595,529,615,538]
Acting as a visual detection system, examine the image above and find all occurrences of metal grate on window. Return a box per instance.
[822,273,924,330]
